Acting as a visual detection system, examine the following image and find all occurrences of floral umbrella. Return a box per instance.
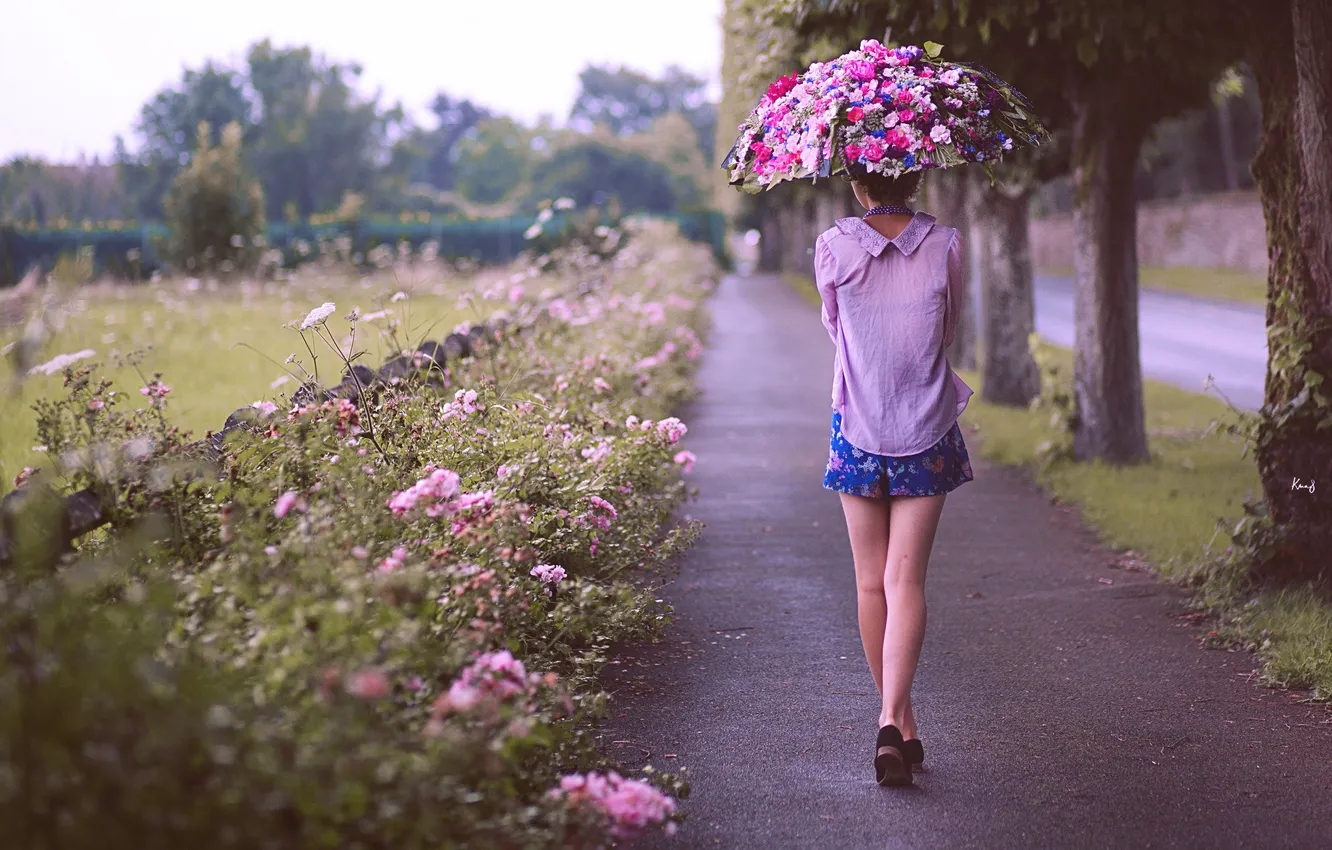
[721,40,1050,193]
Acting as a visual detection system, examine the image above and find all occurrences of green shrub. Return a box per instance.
[163,121,266,275]
[521,197,628,274]
[0,224,712,847]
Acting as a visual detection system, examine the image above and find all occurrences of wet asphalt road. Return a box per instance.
[599,274,1331,850]
[1030,275,1266,410]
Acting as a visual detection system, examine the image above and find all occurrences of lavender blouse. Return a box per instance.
[814,212,974,457]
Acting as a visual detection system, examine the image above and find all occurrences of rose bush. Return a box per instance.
[0,222,713,848]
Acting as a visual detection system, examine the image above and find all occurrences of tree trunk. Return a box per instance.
[977,182,1039,406]
[758,198,783,272]
[933,168,979,370]
[1215,95,1239,192]
[1247,0,1332,583]
[780,200,802,273]
[797,194,818,275]
[1069,81,1151,464]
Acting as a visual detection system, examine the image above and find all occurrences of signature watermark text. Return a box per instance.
[1291,477,1316,494]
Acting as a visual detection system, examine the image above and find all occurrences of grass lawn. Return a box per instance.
[1,264,474,484]
[955,346,1260,574]
[1041,264,1267,307]
[785,270,1331,699]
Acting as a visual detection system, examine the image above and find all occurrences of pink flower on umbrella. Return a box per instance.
[845,59,877,81]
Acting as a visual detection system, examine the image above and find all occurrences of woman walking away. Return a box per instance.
[816,166,974,787]
[719,36,1048,787]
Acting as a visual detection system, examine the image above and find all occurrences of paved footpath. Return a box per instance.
[598,274,1332,850]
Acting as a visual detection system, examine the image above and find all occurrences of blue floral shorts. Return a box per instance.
[823,411,974,499]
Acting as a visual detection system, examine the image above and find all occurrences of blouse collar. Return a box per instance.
[833,212,937,258]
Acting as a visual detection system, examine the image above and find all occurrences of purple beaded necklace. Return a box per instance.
[863,204,914,218]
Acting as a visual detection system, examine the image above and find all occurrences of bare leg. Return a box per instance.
[879,493,947,739]
[838,493,891,695]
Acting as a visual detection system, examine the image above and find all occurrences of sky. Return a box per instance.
[0,0,724,162]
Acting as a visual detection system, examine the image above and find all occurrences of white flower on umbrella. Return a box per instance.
[299,302,336,330]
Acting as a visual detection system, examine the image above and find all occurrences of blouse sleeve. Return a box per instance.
[813,233,839,342]
[943,230,964,350]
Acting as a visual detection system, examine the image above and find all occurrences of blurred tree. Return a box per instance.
[619,113,712,212]
[525,140,681,214]
[246,41,396,219]
[719,0,830,273]
[453,117,532,205]
[115,63,253,219]
[162,122,266,274]
[570,64,719,162]
[422,94,492,190]
[1,157,128,224]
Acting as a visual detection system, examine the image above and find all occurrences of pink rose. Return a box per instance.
[845,59,876,81]
[673,450,697,473]
[274,490,300,518]
[846,106,865,122]
[864,142,884,162]
[346,669,390,700]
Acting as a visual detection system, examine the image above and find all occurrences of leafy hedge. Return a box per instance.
[0,212,728,285]
[1,223,714,848]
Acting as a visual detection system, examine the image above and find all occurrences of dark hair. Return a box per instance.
[842,166,923,206]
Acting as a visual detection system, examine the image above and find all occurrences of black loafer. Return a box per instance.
[874,725,912,786]
[902,738,924,768]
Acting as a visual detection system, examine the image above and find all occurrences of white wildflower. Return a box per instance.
[28,349,96,376]
[299,302,336,330]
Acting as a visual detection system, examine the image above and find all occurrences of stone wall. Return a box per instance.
[1030,190,1267,273]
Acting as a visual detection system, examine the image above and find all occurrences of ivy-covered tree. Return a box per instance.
[1241,0,1332,583]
